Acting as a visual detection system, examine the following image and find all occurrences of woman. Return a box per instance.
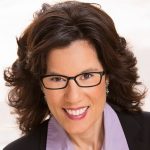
[3,1,150,150]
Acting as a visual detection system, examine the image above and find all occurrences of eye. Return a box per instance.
[80,73,94,80]
[48,76,66,82]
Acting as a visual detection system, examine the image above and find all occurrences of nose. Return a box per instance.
[64,79,81,104]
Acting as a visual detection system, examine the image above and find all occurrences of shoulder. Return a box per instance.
[109,102,150,125]
[142,111,150,122]
[116,108,150,128]
[111,103,150,133]
[3,120,48,150]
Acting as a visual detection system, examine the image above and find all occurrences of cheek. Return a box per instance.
[43,90,67,115]
[43,90,64,112]
[87,81,106,103]
[88,82,106,117]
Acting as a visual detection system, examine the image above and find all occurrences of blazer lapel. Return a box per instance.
[40,120,49,150]
[116,111,143,150]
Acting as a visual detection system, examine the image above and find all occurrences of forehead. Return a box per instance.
[46,40,103,75]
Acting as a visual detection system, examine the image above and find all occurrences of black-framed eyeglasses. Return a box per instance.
[40,71,105,90]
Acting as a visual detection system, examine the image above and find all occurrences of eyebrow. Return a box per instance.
[47,68,101,76]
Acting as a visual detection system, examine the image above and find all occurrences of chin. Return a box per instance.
[64,121,91,136]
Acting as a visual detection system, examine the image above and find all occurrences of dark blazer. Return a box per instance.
[3,106,150,150]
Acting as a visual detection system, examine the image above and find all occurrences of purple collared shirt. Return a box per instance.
[46,103,129,150]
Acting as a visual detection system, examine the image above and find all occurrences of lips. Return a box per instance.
[63,106,89,120]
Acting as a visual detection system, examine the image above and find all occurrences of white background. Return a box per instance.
[0,0,150,149]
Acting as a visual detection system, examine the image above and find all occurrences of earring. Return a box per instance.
[106,80,109,95]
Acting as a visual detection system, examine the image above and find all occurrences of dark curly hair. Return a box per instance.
[4,1,146,135]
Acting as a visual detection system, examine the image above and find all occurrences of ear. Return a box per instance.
[105,74,109,83]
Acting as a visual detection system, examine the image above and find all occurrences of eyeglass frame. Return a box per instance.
[40,71,105,90]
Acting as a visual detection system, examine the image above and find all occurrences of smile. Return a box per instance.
[63,106,89,120]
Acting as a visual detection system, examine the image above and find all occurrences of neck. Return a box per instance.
[68,115,104,150]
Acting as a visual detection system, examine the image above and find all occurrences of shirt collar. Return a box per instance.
[102,103,129,150]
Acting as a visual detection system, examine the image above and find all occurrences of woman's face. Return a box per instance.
[42,40,107,135]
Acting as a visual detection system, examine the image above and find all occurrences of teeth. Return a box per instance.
[65,107,88,116]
